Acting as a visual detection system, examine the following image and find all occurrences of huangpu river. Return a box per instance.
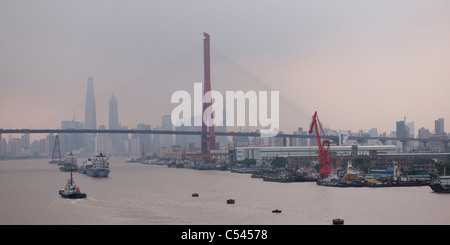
[1,158,449,225]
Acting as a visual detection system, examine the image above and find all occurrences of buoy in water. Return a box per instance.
[333,219,344,225]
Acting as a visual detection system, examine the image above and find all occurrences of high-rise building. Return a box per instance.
[407,122,414,138]
[435,118,445,135]
[95,125,112,154]
[396,120,408,138]
[132,123,152,154]
[109,93,121,153]
[418,127,431,139]
[175,124,187,147]
[84,77,97,153]
[161,115,173,147]
[61,119,84,153]
[368,128,378,137]
[109,93,119,130]
[418,127,431,150]
[152,125,160,152]
[84,77,97,130]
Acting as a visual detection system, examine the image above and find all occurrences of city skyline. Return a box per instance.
[1,1,450,138]
[0,74,449,142]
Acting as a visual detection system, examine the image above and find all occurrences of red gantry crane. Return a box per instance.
[309,111,332,179]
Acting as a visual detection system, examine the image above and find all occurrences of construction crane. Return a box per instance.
[308,111,332,179]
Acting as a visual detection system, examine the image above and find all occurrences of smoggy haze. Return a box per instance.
[1,1,450,137]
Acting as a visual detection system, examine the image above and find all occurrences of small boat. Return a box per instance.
[59,169,86,199]
[226,199,235,204]
[192,193,199,197]
[272,209,282,213]
[333,219,344,225]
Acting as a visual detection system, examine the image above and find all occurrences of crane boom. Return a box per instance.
[309,111,332,179]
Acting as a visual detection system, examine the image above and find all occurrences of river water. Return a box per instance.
[1,158,449,225]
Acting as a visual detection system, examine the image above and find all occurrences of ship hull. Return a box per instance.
[86,169,110,177]
[59,166,78,172]
[59,190,87,199]
[429,184,450,193]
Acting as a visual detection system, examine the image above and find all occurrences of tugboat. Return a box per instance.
[86,152,110,177]
[59,169,86,199]
[59,151,78,172]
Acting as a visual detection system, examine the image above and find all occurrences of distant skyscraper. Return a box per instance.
[161,115,173,147]
[175,124,187,147]
[396,120,408,138]
[85,77,97,130]
[109,93,121,152]
[84,77,97,152]
[435,118,445,135]
[406,122,414,138]
[109,93,119,130]
[61,119,84,153]
[133,123,152,153]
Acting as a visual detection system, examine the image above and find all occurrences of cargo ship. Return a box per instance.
[86,153,110,177]
[429,176,450,193]
[78,158,92,174]
[59,152,78,172]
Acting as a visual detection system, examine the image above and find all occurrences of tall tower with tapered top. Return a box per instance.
[201,32,216,154]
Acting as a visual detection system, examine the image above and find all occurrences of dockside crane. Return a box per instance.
[308,111,332,179]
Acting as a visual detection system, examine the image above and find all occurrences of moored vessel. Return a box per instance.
[86,153,110,177]
[429,176,450,193]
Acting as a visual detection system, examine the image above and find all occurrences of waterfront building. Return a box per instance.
[376,152,445,174]
[370,166,394,178]
[235,145,398,165]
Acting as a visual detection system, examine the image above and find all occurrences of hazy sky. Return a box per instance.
[1,0,450,138]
